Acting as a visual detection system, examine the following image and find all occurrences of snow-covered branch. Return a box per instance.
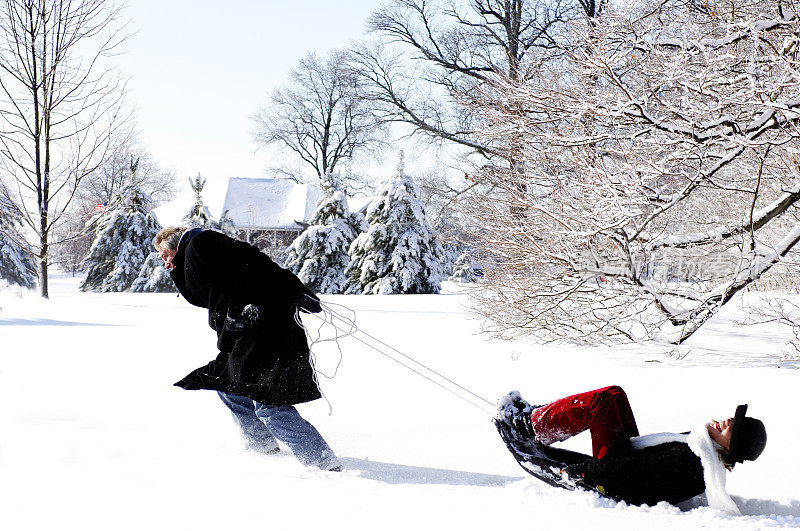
[459,0,800,344]
[645,181,800,250]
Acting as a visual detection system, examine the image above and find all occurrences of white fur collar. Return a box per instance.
[630,432,687,449]
[686,423,740,515]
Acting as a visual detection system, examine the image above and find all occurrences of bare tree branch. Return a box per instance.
[356,0,598,161]
[251,49,387,189]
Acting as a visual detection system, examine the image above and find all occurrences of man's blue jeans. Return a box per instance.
[217,391,339,470]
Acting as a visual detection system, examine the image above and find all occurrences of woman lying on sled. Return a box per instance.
[495,385,766,513]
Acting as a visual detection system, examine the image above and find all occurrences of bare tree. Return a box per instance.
[49,202,93,276]
[78,134,177,207]
[0,0,130,297]
[464,0,800,344]
[354,0,604,159]
[252,49,386,188]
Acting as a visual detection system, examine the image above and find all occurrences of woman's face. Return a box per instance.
[707,417,734,450]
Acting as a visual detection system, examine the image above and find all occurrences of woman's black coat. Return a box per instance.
[169,229,322,406]
[565,441,706,505]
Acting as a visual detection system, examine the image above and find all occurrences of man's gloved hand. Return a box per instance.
[225,304,262,332]
[294,292,322,314]
[242,304,260,322]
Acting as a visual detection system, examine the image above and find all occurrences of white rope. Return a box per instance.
[295,306,349,416]
[300,301,496,416]
[297,305,350,379]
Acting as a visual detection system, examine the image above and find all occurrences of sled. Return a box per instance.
[493,417,593,492]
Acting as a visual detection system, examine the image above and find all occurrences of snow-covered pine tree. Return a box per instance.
[80,165,162,292]
[212,209,238,238]
[451,251,479,283]
[0,195,37,289]
[285,173,366,293]
[433,215,463,279]
[183,173,214,228]
[184,173,237,237]
[345,153,443,294]
[129,251,176,292]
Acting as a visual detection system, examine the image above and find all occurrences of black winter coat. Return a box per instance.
[566,441,705,506]
[170,229,322,406]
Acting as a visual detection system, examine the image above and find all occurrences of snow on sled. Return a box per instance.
[493,417,593,492]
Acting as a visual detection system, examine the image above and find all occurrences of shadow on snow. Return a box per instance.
[734,496,800,519]
[0,318,121,327]
[341,457,519,487]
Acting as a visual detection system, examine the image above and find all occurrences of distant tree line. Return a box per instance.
[76,152,452,296]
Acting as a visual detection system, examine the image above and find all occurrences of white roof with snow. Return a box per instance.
[347,195,374,215]
[221,178,322,230]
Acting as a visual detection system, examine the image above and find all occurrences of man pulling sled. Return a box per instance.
[494,385,766,513]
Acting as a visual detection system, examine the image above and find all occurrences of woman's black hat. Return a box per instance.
[725,404,767,465]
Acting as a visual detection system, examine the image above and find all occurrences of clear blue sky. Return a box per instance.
[116,0,383,210]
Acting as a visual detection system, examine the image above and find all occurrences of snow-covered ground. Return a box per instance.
[1,274,798,530]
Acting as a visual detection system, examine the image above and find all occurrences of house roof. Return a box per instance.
[347,195,374,216]
[221,178,322,231]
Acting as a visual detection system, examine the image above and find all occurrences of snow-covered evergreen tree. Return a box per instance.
[433,215,463,279]
[285,173,366,293]
[0,195,36,289]
[80,169,162,292]
[450,251,479,283]
[212,209,238,238]
[183,173,213,228]
[345,153,443,294]
[129,251,176,293]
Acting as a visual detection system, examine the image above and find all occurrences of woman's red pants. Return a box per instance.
[529,385,639,459]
